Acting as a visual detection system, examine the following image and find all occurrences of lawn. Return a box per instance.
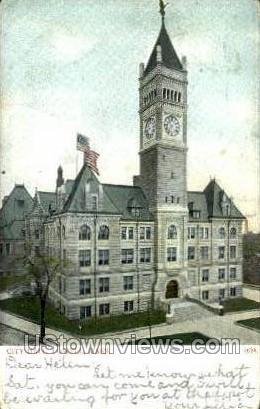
[0,296,165,336]
[133,332,213,345]
[223,297,260,313]
[236,317,260,331]
[0,275,30,292]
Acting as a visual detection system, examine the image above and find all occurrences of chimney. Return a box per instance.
[139,63,144,78]
[56,165,64,189]
[181,56,187,70]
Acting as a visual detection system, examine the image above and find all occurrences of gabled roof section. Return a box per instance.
[38,191,56,213]
[0,184,33,227]
[103,184,153,221]
[0,184,33,240]
[144,20,183,75]
[63,165,119,214]
[203,179,245,219]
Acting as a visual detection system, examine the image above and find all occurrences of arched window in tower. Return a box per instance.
[218,227,226,239]
[154,88,157,97]
[170,90,174,100]
[98,225,109,240]
[174,91,177,102]
[230,227,237,239]
[166,89,170,99]
[178,92,181,103]
[79,225,91,240]
[163,88,166,99]
[168,225,177,240]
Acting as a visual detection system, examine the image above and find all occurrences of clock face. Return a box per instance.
[145,117,156,139]
[164,115,180,137]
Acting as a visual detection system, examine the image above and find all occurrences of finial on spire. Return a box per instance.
[159,0,169,19]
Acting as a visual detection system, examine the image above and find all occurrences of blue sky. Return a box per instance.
[0,0,259,230]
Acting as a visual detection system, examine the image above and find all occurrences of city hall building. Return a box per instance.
[0,4,245,320]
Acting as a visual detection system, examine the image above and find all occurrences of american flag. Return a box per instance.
[76,134,90,152]
[84,148,100,175]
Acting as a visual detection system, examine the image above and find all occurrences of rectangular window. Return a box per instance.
[218,268,225,280]
[128,227,134,240]
[188,227,196,239]
[123,275,133,291]
[202,269,209,282]
[230,268,237,279]
[121,249,134,264]
[79,279,91,295]
[230,246,236,259]
[218,246,225,259]
[200,246,209,260]
[230,287,236,297]
[142,274,151,290]
[99,303,110,316]
[202,290,209,300]
[121,227,134,240]
[79,250,91,267]
[99,277,110,293]
[188,246,195,260]
[219,288,225,299]
[80,306,92,319]
[199,227,209,239]
[124,300,134,313]
[98,250,109,265]
[0,244,3,255]
[140,226,151,240]
[6,243,10,255]
[140,248,151,263]
[91,195,98,210]
[167,247,177,262]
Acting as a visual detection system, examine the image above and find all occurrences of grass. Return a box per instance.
[0,275,30,292]
[236,317,260,331]
[0,296,165,336]
[223,297,260,313]
[132,332,213,345]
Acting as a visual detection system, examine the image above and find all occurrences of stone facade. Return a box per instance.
[0,10,246,320]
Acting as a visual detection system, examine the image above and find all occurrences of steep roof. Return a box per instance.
[187,180,245,221]
[38,191,56,213]
[61,165,153,220]
[103,184,153,221]
[0,185,33,240]
[63,165,119,214]
[145,20,183,75]
[203,179,244,219]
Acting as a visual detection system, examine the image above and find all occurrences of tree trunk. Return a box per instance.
[39,296,46,343]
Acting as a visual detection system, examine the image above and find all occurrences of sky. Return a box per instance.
[0,0,259,231]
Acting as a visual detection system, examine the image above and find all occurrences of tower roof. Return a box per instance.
[144,19,183,75]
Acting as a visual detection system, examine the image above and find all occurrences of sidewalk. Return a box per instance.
[0,308,259,345]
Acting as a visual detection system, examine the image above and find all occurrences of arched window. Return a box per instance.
[174,91,177,102]
[168,225,177,239]
[79,225,91,240]
[163,88,166,99]
[62,225,66,239]
[171,90,174,100]
[98,225,109,240]
[230,227,237,239]
[219,227,225,239]
[166,89,170,99]
[178,92,181,102]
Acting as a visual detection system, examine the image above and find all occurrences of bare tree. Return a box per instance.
[24,246,62,343]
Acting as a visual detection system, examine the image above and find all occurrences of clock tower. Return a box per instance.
[135,2,188,212]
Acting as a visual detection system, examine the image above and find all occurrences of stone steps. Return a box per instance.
[166,301,213,323]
